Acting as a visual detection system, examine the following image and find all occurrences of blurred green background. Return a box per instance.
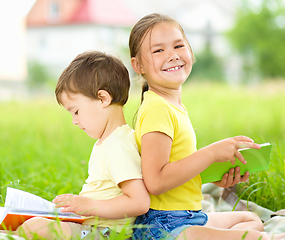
[0,0,284,214]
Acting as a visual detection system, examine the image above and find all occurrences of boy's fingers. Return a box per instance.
[60,207,73,213]
[53,194,74,205]
[56,194,73,199]
[54,194,73,200]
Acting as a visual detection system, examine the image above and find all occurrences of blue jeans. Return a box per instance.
[132,209,208,240]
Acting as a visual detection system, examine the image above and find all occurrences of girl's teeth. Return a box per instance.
[167,66,180,71]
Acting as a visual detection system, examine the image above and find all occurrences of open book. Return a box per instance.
[201,143,272,184]
[0,188,84,231]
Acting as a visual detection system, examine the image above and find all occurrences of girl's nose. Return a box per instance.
[168,54,180,62]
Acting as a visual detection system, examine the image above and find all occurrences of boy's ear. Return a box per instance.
[97,90,112,107]
[131,57,144,74]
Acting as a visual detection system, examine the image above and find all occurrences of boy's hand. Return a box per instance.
[212,167,249,188]
[52,179,149,219]
[53,194,96,216]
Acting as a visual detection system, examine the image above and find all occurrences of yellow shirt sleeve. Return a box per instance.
[139,99,176,140]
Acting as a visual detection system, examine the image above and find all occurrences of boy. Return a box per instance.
[16,51,150,239]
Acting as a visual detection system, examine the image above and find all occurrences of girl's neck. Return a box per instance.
[149,86,184,111]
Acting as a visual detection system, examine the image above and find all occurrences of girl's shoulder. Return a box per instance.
[139,93,176,123]
[141,93,170,114]
[142,91,186,114]
[143,91,169,107]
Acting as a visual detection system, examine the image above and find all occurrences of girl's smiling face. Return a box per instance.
[135,22,193,92]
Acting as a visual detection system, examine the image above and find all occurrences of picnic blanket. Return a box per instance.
[1,185,284,239]
[202,183,285,234]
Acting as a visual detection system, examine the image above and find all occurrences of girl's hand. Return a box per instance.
[212,167,249,188]
[53,194,95,216]
[208,136,260,165]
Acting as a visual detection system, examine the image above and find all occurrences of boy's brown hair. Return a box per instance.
[55,51,130,106]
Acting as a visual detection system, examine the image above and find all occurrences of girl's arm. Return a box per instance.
[53,179,150,219]
[141,132,260,195]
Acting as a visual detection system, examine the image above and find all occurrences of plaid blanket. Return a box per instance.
[202,184,285,234]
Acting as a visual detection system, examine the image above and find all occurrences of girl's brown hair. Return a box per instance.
[129,13,195,102]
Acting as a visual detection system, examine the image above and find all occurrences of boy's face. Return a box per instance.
[60,91,108,139]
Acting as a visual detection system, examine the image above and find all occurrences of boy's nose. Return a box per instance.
[72,117,78,125]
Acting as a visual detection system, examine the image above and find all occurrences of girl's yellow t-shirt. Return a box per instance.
[135,91,203,210]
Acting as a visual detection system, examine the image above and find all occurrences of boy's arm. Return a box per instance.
[53,179,150,219]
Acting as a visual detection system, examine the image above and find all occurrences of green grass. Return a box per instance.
[0,81,284,239]
[0,99,92,201]
[179,81,285,212]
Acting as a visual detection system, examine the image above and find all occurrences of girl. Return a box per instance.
[129,13,285,240]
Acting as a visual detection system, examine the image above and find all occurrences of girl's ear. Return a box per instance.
[97,90,112,107]
[131,57,144,74]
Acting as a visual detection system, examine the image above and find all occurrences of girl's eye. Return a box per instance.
[175,45,184,49]
[153,49,163,53]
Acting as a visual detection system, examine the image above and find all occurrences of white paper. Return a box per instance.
[0,188,82,229]
[0,207,8,224]
[4,188,80,217]
[4,187,60,214]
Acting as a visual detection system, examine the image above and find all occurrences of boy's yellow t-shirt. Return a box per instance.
[80,125,142,231]
[135,91,203,211]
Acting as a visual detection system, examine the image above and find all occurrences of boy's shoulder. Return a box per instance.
[92,125,139,163]
[103,125,140,164]
[107,125,136,145]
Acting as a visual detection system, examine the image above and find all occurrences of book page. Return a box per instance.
[0,207,8,223]
[5,188,60,214]
[4,188,81,217]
